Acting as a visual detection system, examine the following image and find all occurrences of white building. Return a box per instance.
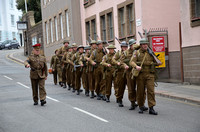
[0,0,22,45]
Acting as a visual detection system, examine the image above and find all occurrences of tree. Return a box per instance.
[16,0,42,23]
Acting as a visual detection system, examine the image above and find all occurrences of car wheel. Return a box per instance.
[8,47,12,50]
[17,45,20,49]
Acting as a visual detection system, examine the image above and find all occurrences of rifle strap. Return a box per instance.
[140,52,147,68]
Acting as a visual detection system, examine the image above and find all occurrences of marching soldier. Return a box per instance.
[101,44,116,102]
[24,43,48,106]
[50,49,58,85]
[53,49,63,87]
[120,39,140,110]
[129,38,161,115]
[80,46,91,96]
[112,41,128,107]
[58,40,69,88]
[89,40,106,100]
[71,45,85,95]
[66,44,73,90]
[86,40,97,98]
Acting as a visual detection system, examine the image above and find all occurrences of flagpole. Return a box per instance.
[25,0,28,13]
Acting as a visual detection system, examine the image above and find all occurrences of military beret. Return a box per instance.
[32,43,41,49]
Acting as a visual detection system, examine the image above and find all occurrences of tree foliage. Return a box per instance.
[16,0,42,23]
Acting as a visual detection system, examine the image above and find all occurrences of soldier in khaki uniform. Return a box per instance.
[53,49,63,87]
[89,40,106,100]
[67,43,78,92]
[24,43,48,106]
[71,45,84,95]
[129,38,161,115]
[65,45,73,90]
[112,41,128,107]
[50,49,58,85]
[101,44,116,102]
[80,46,91,96]
[120,39,140,110]
[58,40,69,88]
[85,40,97,98]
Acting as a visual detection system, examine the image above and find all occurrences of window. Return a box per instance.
[127,4,134,35]
[32,36,37,45]
[12,32,15,39]
[59,14,63,39]
[190,0,200,27]
[11,15,15,26]
[84,0,95,8]
[85,21,90,41]
[91,19,96,40]
[107,12,113,40]
[0,31,1,41]
[54,16,58,41]
[101,15,106,41]
[45,22,48,44]
[65,10,70,37]
[50,19,53,43]
[119,7,125,38]
[10,0,14,9]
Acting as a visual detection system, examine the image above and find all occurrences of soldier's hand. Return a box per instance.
[81,64,84,67]
[25,64,30,68]
[92,62,96,65]
[117,62,120,66]
[107,64,111,67]
[86,58,90,61]
[125,65,129,70]
[136,66,142,71]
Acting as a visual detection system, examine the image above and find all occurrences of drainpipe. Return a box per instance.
[179,22,184,83]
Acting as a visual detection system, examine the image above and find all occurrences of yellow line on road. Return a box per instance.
[6,54,24,66]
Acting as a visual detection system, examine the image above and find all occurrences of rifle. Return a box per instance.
[115,37,121,44]
[74,65,81,71]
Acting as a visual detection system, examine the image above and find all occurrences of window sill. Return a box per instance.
[191,17,200,27]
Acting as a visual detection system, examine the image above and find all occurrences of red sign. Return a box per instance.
[152,37,165,52]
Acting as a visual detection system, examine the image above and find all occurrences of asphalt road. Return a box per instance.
[0,49,200,132]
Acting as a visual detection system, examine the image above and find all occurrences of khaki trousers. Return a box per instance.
[31,78,46,102]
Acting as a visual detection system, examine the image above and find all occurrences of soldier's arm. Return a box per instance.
[69,54,75,66]
[89,51,95,65]
[101,55,109,67]
[53,57,57,70]
[50,56,54,68]
[24,57,30,67]
[79,54,84,65]
[62,53,68,64]
[129,51,138,68]
[133,44,140,50]
[112,51,120,65]
[120,51,128,68]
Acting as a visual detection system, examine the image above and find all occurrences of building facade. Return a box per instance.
[80,0,183,82]
[41,0,82,61]
[0,0,22,44]
[180,0,200,84]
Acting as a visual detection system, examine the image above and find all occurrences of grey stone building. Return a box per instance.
[41,0,82,61]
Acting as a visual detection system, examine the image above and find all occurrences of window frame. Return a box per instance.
[190,0,200,27]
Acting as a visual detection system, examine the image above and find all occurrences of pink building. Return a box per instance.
[80,0,184,82]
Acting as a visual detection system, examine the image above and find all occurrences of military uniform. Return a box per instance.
[71,45,84,95]
[24,43,48,106]
[111,41,128,107]
[129,38,159,115]
[89,44,106,99]
[80,46,90,96]
[101,44,116,102]
[50,53,57,85]
[120,39,140,110]
[53,55,63,86]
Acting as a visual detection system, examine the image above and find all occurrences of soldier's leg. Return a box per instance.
[82,68,86,90]
[146,73,156,107]
[38,78,46,101]
[126,71,137,103]
[136,73,146,107]
[31,79,39,103]
[94,68,101,95]
[116,71,126,101]
[62,67,67,87]
[105,71,113,102]
[57,67,63,86]
[67,67,72,88]
[53,70,57,85]
[75,68,82,94]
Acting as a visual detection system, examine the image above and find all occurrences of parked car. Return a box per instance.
[0,40,20,50]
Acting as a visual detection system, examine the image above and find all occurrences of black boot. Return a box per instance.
[72,88,76,93]
[68,85,71,90]
[102,95,106,101]
[77,90,80,95]
[129,102,137,110]
[63,83,67,88]
[116,98,119,103]
[143,106,148,111]
[85,90,89,96]
[106,96,110,102]
[97,94,101,100]
[33,101,38,105]
[138,107,144,114]
[149,107,158,115]
[41,100,46,106]
[90,91,94,98]
[118,100,124,107]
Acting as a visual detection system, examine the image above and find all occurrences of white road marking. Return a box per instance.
[17,82,30,89]
[73,107,109,123]
[4,75,13,80]
[47,96,60,102]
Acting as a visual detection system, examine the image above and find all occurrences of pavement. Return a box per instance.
[8,48,200,105]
